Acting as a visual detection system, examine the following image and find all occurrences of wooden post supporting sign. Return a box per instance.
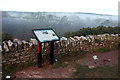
[37,42,42,67]
[50,41,54,64]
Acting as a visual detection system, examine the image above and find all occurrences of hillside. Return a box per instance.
[2,11,118,40]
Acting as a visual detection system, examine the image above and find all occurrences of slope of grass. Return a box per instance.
[73,64,118,78]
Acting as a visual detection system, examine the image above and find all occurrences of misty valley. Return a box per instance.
[2,11,118,40]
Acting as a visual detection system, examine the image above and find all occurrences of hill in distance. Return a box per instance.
[2,11,118,40]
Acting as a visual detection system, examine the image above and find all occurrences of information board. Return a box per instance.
[32,29,59,43]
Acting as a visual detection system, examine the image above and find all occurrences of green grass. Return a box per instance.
[72,51,79,56]
[52,50,88,69]
[79,50,88,55]
[56,50,88,61]
[70,50,88,57]
[72,50,88,59]
[51,61,62,69]
[62,64,69,68]
[59,53,69,59]
[73,64,118,78]
[20,62,37,67]
[2,65,17,79]
[2,62,37,79]
[51,61,69,69]
[94,47,110,53]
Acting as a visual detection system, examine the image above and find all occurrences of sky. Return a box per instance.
[0,0,119,15]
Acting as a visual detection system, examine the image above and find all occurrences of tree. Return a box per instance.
[64,25,119,38]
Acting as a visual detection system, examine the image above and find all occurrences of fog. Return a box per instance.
[2,11,118,40]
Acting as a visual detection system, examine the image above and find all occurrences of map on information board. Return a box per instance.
[32,29,60,43]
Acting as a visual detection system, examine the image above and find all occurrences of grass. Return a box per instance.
[2,64,17,79]
[56,50,88,61]
[73,64,118,78]
[2,62,37,79]
[59,53,69,59]
[93,47,110,53]
[51,61,69,69]
[72,51,79,56]
[52,50,88,69]
[20,62,37,67]
[79,50,88,55]
[51,61,62,69]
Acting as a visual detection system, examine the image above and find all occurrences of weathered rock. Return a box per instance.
[9,59,16,62]
[25,55,30,58]
[33,60,37,62]
[3,60,6,63]
[16,61,20,64]
[20,56,24,59]
[15,53,20,57]
[21,61,26,63]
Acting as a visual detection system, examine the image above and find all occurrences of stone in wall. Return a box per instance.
[14,53,20,57]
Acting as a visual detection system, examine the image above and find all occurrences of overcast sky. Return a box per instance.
[0,0,119,15]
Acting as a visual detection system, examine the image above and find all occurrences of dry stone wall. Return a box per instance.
[2,35,120,66]
[2,46,38,66]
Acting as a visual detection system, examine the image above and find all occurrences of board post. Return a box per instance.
[50,41,54,64]
[32,28,60,67]
[38,42,42,67]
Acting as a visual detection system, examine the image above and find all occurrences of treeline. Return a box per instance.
[64,25,120,38]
